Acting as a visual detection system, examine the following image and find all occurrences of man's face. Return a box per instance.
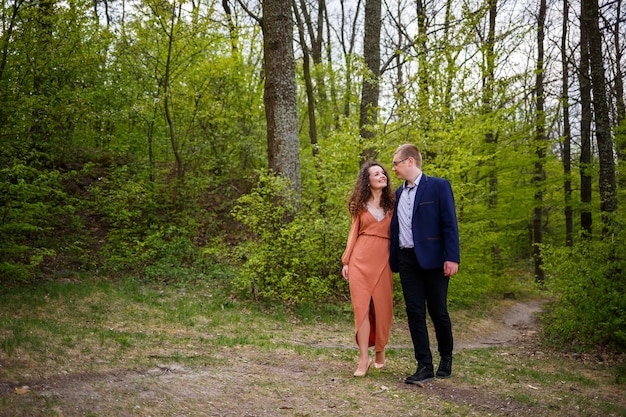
[391,154,410,179]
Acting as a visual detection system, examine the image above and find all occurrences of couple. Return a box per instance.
[341,143,460,384]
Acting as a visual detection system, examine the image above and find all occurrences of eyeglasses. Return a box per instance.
[392,157,409,168]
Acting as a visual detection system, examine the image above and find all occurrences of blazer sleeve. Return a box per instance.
[341,214,361,265]
[440,180,460,263]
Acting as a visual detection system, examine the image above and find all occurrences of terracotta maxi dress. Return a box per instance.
[341,208,393,352]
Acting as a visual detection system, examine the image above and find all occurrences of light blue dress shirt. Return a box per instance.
[398,173,422,249]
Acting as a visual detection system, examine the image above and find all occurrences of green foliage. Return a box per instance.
[0,164,80,283]
[541,227,626,352]
[231,171,348,304]
[87,165,208,282]
[0,0,622,361]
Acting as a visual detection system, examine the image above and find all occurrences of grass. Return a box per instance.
[0,276,624,416]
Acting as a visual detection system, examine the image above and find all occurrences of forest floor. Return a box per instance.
[1,294,624,417]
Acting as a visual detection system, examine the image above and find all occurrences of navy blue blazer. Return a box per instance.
[389,174,460,272]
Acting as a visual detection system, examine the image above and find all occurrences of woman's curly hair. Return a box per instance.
[347,160,395,217]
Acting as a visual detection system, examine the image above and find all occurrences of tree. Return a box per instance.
[162,1,184,178]
[295,0,334,135]
[533,0,547,284]
[359,0,381,161]
[561,0,573,247]
[334,0,362,119]
[579,4,593,238]
[483,0,497,209]
[613,0,625,188]
[482,0,502,272]
[414,0,428,118]
[260,0,302,195]
[293,0,320,157]
[583,0,617,234]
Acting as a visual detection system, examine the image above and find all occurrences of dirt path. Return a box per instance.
[455,299,546,350]
[2,299,560,417]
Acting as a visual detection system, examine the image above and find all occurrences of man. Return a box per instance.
[389,144,460,385]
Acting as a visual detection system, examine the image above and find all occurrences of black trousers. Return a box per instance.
[398,248,453,367]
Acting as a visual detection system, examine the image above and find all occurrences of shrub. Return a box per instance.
[231,171,347,304]
[0,164,79,283]
[541,228,626,353]
[88,165,204,281]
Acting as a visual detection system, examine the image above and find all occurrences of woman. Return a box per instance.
[341,160,395,377]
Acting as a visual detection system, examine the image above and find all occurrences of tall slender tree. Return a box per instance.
[299,0,329,126]
[561,0,573,247]
[579,4,593,238]
[359,0,381,161]
[533,0,547,284]
[415,0,428,117]
[335,0,362,119]
[0,0,24,132]
[29,0,55,162]
[482,0,503,273]
[583,0,617,234]
[293,0,319,157]
[484,0,497,207]
[162,1,184,178]
[612,0,625,187]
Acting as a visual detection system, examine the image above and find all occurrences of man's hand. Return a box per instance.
[342,265,349,280]
[443,261,458,277]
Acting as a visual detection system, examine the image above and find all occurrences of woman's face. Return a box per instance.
[368,165,387,190]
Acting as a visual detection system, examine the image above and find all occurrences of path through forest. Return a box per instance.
[1,299,565,417]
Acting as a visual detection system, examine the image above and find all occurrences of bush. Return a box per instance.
[231,171,347,304]
[88,165,205,281]
[541,228,626,353]
[0,164,79,283]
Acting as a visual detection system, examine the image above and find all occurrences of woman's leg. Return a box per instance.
[374,350,385,368]
[354,311,371,376]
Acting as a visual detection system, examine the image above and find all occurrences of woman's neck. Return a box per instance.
[369,189,382,206]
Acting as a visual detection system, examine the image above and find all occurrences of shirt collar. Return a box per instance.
[403,173,422,190]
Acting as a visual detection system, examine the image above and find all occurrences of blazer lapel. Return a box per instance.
[413,174,428,215]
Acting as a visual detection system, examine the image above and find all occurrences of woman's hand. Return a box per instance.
[342,265,349,280]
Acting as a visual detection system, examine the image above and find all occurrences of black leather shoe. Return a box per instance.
[436,356,452,378]
[404,365,434,384]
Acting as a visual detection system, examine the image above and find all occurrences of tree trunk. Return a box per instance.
[415,0,429,122]
[293,0,319,157]
[394,0,405,111]
[484,0,497,211]
[163,2,184,179]
[613,0,625,188]
[28,0,56,164]
[337,0,362,119]
[297,0,331,134]
[442,0,454,113]
[561,0,573,247]
[300,0,326,100]
[533,0,546,285]
[0,0,22,130]
[222,0,239,52]
[359,0,381,161]
[583,0,617,235]
[579,6,593,238]
[0,0,21,86]
[483,0,502,274]
[262,0,302,195]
